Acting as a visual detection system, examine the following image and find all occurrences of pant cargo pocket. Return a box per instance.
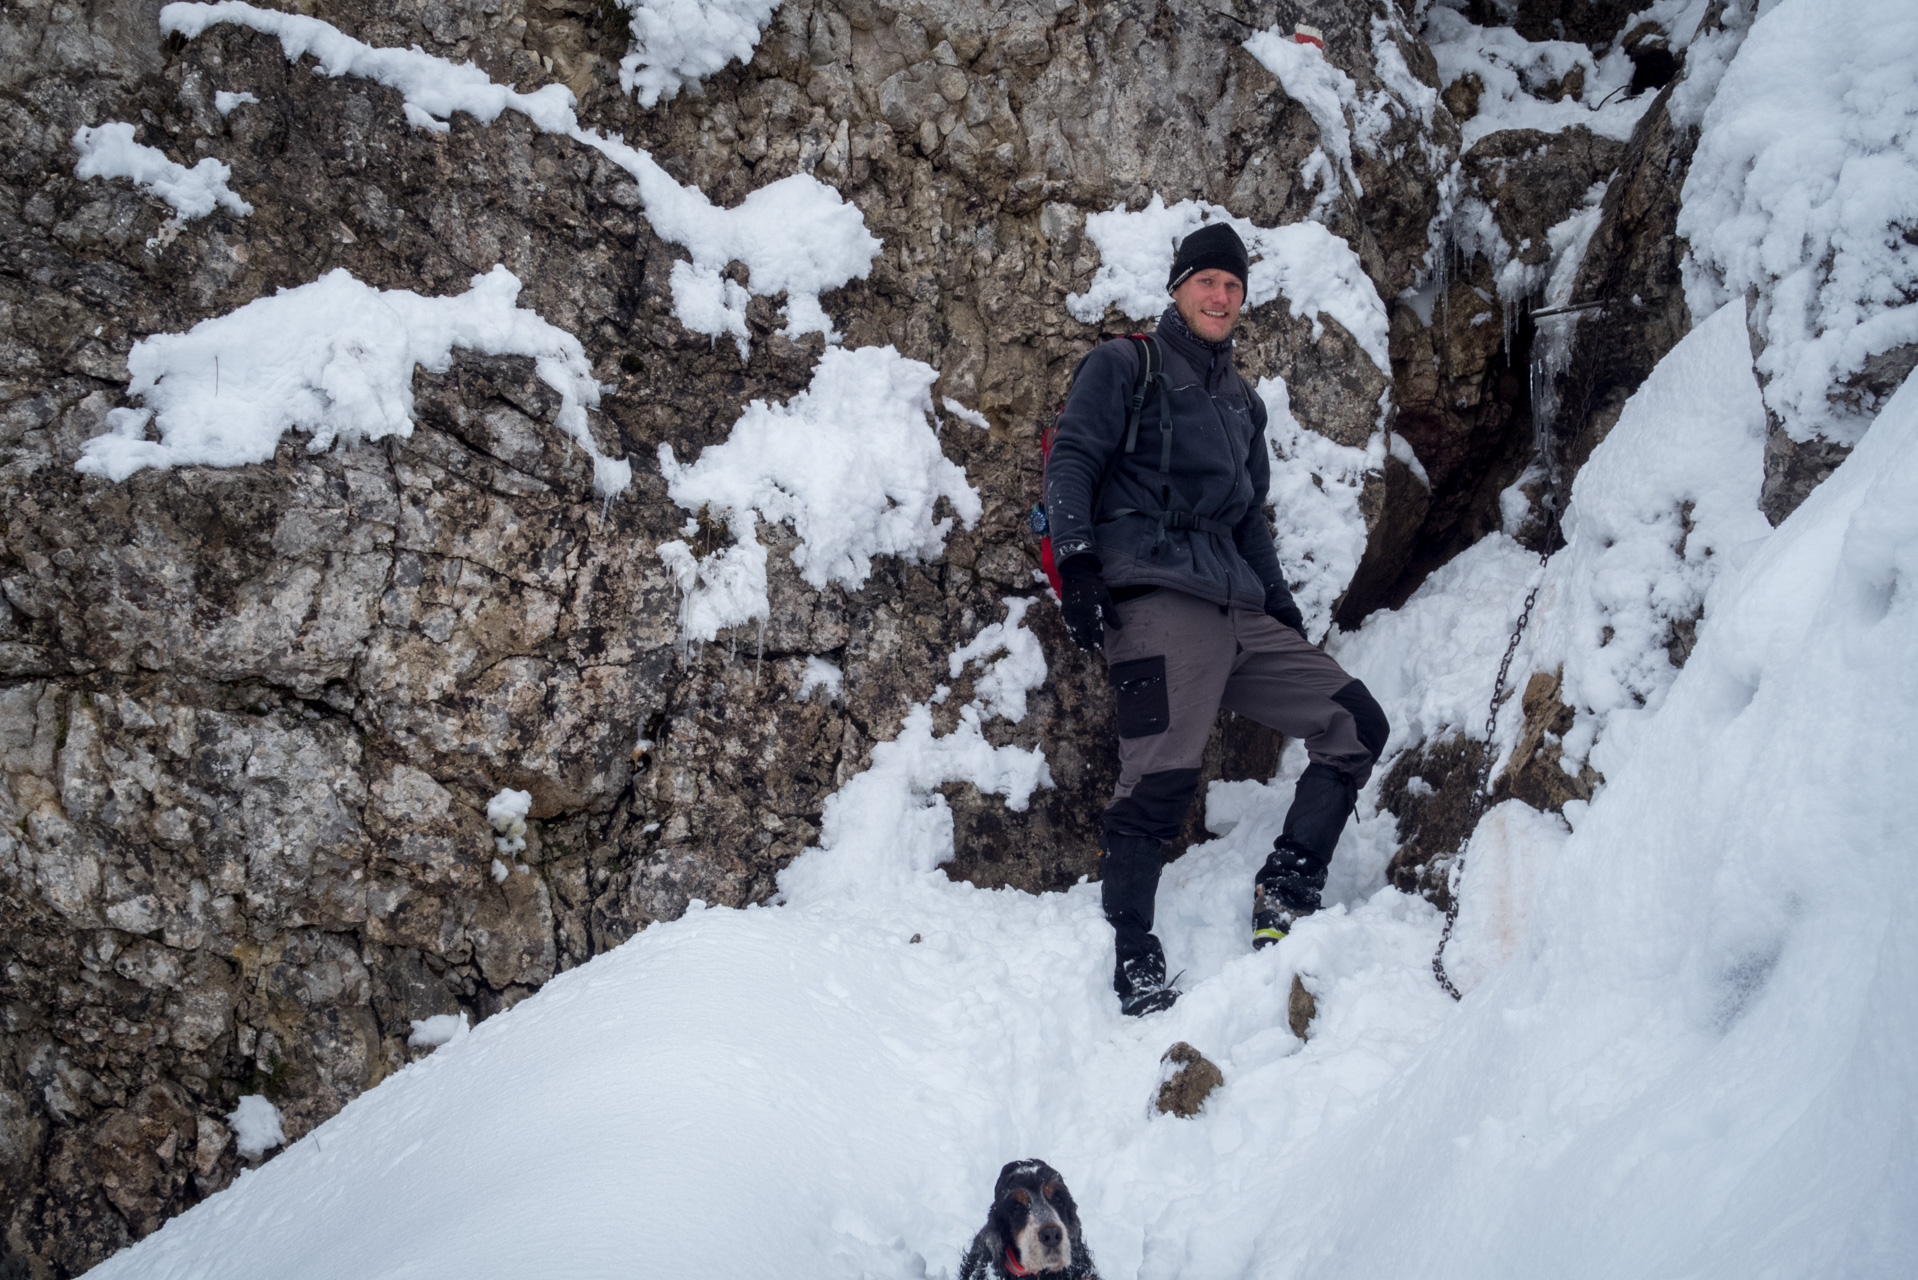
[1109,655,1170,738]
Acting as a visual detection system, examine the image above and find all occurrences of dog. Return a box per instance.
[958,1159,1099,1279]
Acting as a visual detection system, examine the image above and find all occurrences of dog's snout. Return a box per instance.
[1038,1224,1063,1250]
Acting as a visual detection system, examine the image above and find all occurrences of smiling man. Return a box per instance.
[1043,222,1389,1016]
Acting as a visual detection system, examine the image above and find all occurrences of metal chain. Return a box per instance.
[1431,490,1562,1000]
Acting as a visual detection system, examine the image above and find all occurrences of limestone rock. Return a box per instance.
[1154,1041,1223,1118]
[1288,973,1317,1041]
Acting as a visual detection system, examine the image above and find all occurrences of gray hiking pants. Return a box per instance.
[1099,587,1383,845]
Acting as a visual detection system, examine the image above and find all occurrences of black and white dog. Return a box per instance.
[958,1159,1099,1279]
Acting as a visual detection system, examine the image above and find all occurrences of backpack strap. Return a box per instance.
[1119,335,1171,463]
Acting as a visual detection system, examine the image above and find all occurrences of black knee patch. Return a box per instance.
[1108,655,1169,738]
[1333,679,1389,763]
[1103,768,1201,844]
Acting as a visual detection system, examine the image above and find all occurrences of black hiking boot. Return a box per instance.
[1251,883,1295,950]
[1253,840,1327,950]
[1114,948,1180,1017]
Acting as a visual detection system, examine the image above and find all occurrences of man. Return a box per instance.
[1044,222,1389,1017]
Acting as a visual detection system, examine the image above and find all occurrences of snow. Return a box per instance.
[943,596,1047,724]
[163,2,880,352]
[487,787,531,855]
[406,1013,469,1050]
[1291,365,1918,1278]
[71,121,251,220]
[1422,5,1655,150]
[657,345,981,642]
[1329,530,1543,761]
[1242,17,1443,215]
[941,397,991,431]
[76,266,632,499]
[1335,299,1767,783]
[612,0,781,109]
[160,2,578,132]
[1434,799,1568,994]
[1678,0,1918,446]
[225,1095,284,1159]
[1241,28,1377,206]
[1068,197,1390,373]
[797,656,843,702]
[84,358,1918,1280]
[1522,299,1770,776]
[212,89,257,115]
[1256,375,1377,643]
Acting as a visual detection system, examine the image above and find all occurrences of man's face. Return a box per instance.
[1172,269,1246,343]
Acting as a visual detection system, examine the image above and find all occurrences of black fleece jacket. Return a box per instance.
[1044,306,1291,611]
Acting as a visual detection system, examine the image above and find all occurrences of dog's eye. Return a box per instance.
[1043,1183,1059,1201]
[1011,1189,1031,1206]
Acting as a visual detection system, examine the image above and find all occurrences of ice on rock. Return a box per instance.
[76,266,632,497]
[1068,195,1390,372]
[212,89,258,115]
[657,346,980,643]
[72,121,251,220]
[226,1095,284,1159]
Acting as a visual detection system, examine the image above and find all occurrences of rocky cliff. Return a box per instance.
[0,0,1774,1273]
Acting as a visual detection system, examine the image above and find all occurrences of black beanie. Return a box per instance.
[1167,222,1250,292]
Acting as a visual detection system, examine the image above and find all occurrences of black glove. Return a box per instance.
[1264,581,1306,638]
[1060,555,1124,651]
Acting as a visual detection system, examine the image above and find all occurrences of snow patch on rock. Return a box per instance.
[657,346,980,642]
[77,266,631,497]
[71,121,251,220]
[486,788,532,855]
[162,2,880,351]
[407,1012,469,1050]
[612,0,780,109]
[777,597,1051,904]
[1257,375,1377,642]
[161,1,579,131]
[1422,5,1653,149]
[226,1095,284,1159]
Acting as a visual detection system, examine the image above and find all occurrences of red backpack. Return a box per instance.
[1032,334,1165,593]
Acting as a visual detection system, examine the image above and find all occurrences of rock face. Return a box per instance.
[0,0,1718,1272]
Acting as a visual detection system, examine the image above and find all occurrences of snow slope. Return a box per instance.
[88,337,1918,1277]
